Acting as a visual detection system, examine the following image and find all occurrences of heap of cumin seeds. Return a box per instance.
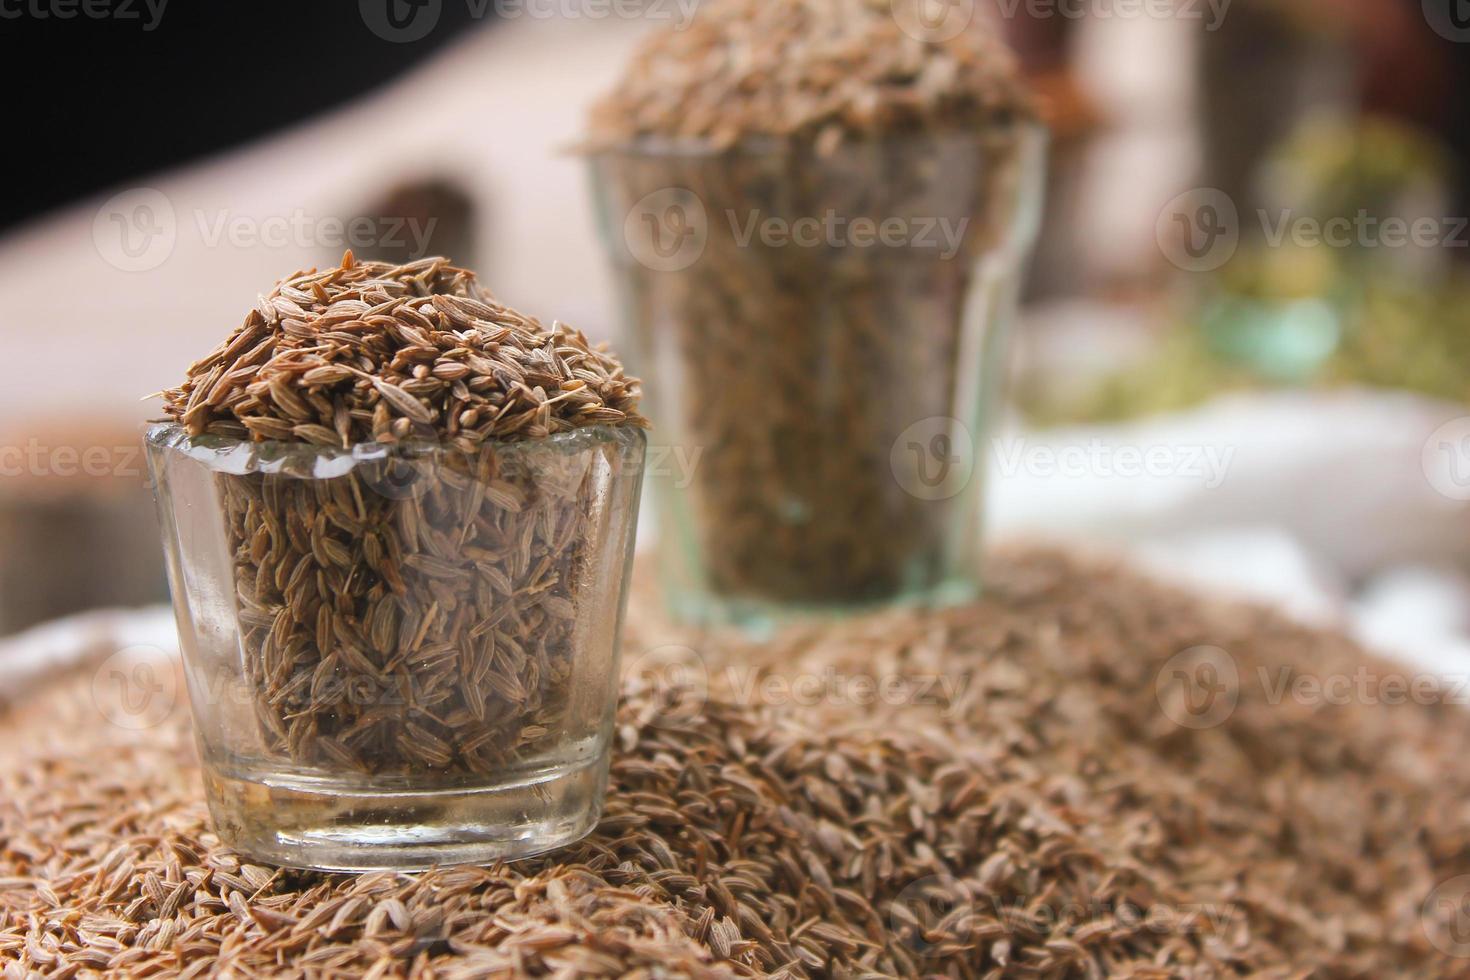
[155,254,646,776]
[162,253,642,446]
[4,548,1466,975]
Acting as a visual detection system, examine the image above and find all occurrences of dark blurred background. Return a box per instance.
[5,0,1469,232]
[1,2,489,230]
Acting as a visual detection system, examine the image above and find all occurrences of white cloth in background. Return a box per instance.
[990,388,1470,676]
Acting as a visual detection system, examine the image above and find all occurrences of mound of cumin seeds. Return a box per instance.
[162,253,641,446]
[154,254,646,776]
[588,0,1040,608]
[3,548,1466,976]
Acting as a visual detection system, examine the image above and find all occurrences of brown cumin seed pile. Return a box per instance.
[588,0,1039,607]
[3,548,1467,976]
[154,254,646,776]
[161,253,642,447]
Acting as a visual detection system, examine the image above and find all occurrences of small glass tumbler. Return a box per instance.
[146,423,645,871]
[589,125,1045,625]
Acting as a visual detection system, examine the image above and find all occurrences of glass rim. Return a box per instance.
[579,118,1048,160]
[145,420,647,477]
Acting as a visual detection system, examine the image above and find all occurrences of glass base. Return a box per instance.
[202,759,606,872]
[665,577,981,637]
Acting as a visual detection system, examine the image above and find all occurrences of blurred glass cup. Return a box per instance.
[589,125,1045,627]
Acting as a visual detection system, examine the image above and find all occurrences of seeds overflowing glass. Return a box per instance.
[147,254,646,870]
[586,0,1045,623]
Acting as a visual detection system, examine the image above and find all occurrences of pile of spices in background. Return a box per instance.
[3,549,1465,975]
[585,0,1033,148]
[587,0,1041,610]
[155,253,645,777]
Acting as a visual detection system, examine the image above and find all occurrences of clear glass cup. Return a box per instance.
[145,422,645,871]
[589,125,1046,626]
